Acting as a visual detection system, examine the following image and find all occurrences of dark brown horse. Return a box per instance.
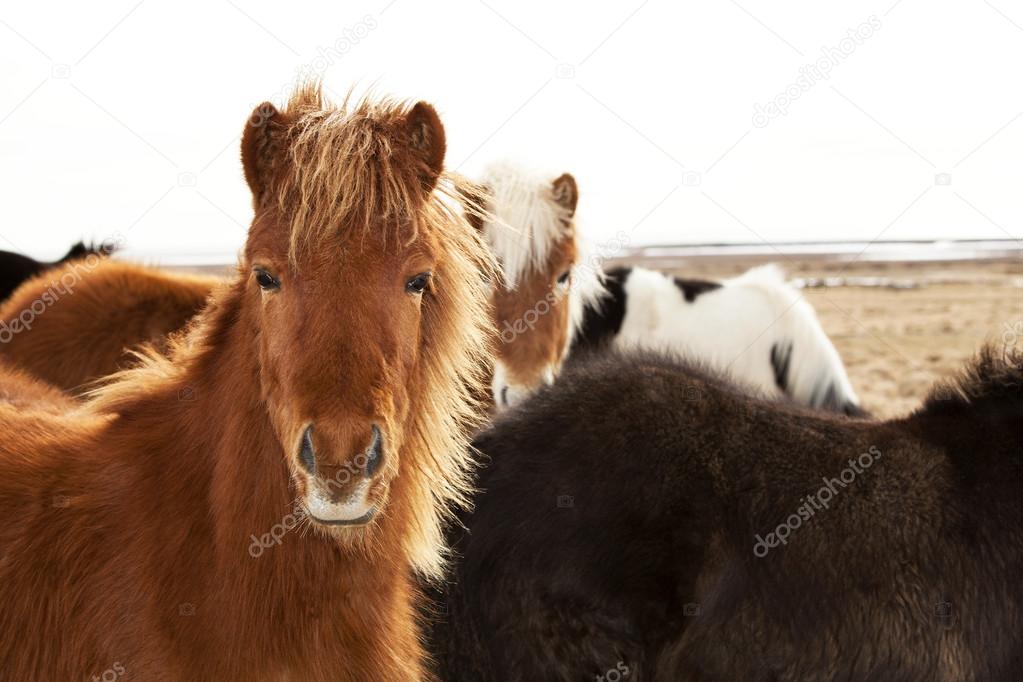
[431,346,1023,681]
[0,85,494,680]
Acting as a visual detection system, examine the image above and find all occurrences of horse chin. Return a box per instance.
[308,506,378,528]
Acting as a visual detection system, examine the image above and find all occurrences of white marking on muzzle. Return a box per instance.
[304,479,374,524]
[492,361,557,409]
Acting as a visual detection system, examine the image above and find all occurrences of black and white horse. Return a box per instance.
[574,263,863,414]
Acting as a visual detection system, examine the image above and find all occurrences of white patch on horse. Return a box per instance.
[305,479,374,524]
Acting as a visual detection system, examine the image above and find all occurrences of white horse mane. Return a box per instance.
[478,160,605,344]
[479,161,573,289]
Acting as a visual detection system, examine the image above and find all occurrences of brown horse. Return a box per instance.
[0,260,216,393]
[0,163,594,407]
[472,161,602,408]
[0,85,494,680]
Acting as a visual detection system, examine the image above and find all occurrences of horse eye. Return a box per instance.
[406,272,431,294]
[254,269,280,291]
[557,271,571,286]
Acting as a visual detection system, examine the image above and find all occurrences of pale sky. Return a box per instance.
[2,0,1022,263]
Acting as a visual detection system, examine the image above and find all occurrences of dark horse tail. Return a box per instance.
[0,240,117,303]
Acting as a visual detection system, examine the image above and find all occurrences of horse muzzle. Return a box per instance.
[297,424,384,526]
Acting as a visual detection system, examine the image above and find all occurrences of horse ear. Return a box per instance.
[551,173,578,217]
[404,101,446,192]
[241,101,286,206]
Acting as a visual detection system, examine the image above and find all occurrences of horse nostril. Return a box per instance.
[364,425,383,478]
[500,385,509,407]
[299,425,316,474]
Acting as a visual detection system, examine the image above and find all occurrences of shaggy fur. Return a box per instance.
[574,264,862,414]
[0,85,494,680]
[0,359,77,413]
[0,260,217,393]
[0,240,114,303]
[429,346,1023,680]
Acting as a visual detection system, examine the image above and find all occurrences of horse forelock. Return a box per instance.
[480,161,574,290]
[272,84,458,261]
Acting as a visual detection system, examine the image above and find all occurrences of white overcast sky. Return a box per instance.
[2,0,1023,263]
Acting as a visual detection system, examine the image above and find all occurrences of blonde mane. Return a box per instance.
[567,236,610,339]
[479,160,574,289]
[277,84,481,261]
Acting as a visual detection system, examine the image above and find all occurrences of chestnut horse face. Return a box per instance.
[238,87,487,541]
[481,168,584,408]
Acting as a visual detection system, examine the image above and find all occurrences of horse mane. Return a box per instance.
[80,274,238,412]
[278,83,481,261]
[568,236,612,337]
[478,160,574,289]
[59,239,117,264]
[478,160,605,343]
[919,344,1023,416]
